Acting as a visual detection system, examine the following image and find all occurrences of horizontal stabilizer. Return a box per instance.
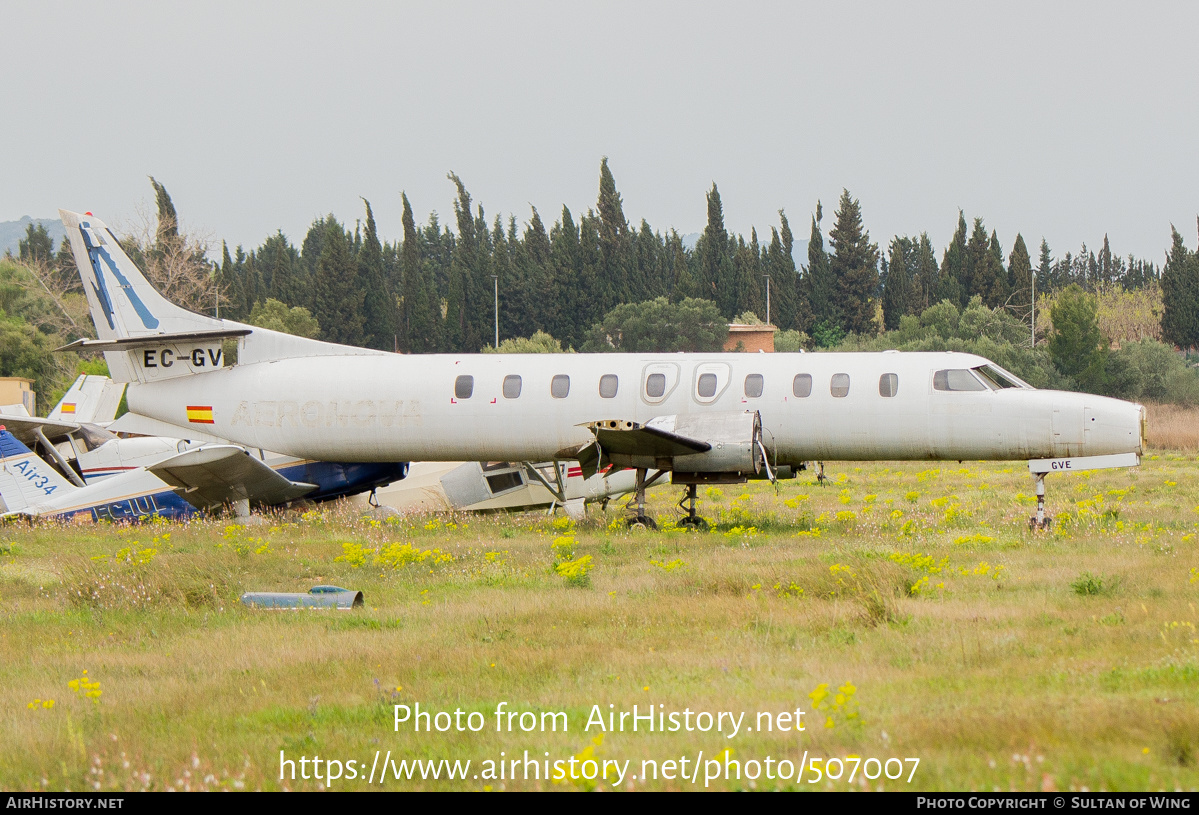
[56,329,252,352]
[106,412,230,445]
[148,445,316,510]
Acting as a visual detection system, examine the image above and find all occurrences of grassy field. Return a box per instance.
[2,453,1198,792]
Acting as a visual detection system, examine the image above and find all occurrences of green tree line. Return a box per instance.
[7,167,1199,410]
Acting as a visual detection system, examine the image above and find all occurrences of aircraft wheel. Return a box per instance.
[627,515,658,530]
[677,516,710,532]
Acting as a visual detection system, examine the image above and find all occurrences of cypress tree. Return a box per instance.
[912,233,938,312]
[312,218,364,346]
[574,212,603,348]
[1008,233,1033,321]
[596,157,632,310]
[358,199,395,351]
[149,176,179,246]
[257,232,301,306]
[1161,225,1199,349]
[828,189,880,335]
[400,193,438,352]
[696,184,734,314]
[216,241,240,320]
[766,214,800,331]
[806,202,835,333]
[938,212,967,306]
[1098,234,1114,286]
[444,173,482,352]
[548,206,580,346]
[983,229,1008,308]
[881,236,914,331]
[962,217,990,302]
[1037,238,1054,293]
[736,229,764,318]
[667,230,694,302]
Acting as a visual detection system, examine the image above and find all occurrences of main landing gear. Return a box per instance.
[676,484,710,531]
[1028,473,1052,531]
[625,467,666,530]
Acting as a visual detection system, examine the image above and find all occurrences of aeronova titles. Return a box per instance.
[225,399,420,429]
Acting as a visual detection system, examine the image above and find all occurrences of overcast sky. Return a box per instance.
[4,1,1197,264]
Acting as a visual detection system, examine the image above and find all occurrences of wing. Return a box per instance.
[574,418,713,479]
[573,411,763,480]
[0,415,87,447]
[147,445,316,510]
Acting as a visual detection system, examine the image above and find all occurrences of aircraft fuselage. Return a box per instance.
[124,350,1145,465]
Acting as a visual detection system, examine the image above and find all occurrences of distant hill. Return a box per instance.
[1,217,67,258]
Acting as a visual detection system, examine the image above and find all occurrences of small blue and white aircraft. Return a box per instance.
[0,426,404,522]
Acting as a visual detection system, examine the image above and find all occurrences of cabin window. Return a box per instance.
[502,375,522,399]
[879,373,899,397]
[830,373,850,398]
[697,373,718,398]
[599,374,619,398]
[792,374,813,398]
[454,375,474,399]
[744,373,764,398]
[551,374,571,398]
[933,369,987,392]
[646,373,666,398]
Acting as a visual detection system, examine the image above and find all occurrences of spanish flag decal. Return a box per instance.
[60,403,76,415]
[186,405,215,424]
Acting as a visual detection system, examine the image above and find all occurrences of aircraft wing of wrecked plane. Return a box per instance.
[147,445,318,508]
[0,430,319,521]
[0,414,90,448]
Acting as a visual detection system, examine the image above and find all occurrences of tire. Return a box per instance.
[627,515,658,530]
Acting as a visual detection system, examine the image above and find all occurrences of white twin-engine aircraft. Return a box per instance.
[58,210,1146,529]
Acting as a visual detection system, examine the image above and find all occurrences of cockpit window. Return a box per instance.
[933,369,987,392]
[974,364,1031,390]
[76,424,117,451]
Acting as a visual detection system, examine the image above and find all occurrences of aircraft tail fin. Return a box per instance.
[47,375,126,424]
[59,210,383,383]
[60,210,226,341]
[0,428,77,513]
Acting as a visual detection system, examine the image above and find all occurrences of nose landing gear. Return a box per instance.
[1028,473,1052,531]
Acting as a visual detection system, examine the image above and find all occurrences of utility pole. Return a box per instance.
[491,274,499,349]
[763,274,771,325]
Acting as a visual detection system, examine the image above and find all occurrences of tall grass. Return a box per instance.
[1145,401,1199,451]
[1,457,1198,791]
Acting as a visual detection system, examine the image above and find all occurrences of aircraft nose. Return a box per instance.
[1085,397,1145,456]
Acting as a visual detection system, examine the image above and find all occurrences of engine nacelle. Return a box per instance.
[578,410,765,482]
[646,411,763,475]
